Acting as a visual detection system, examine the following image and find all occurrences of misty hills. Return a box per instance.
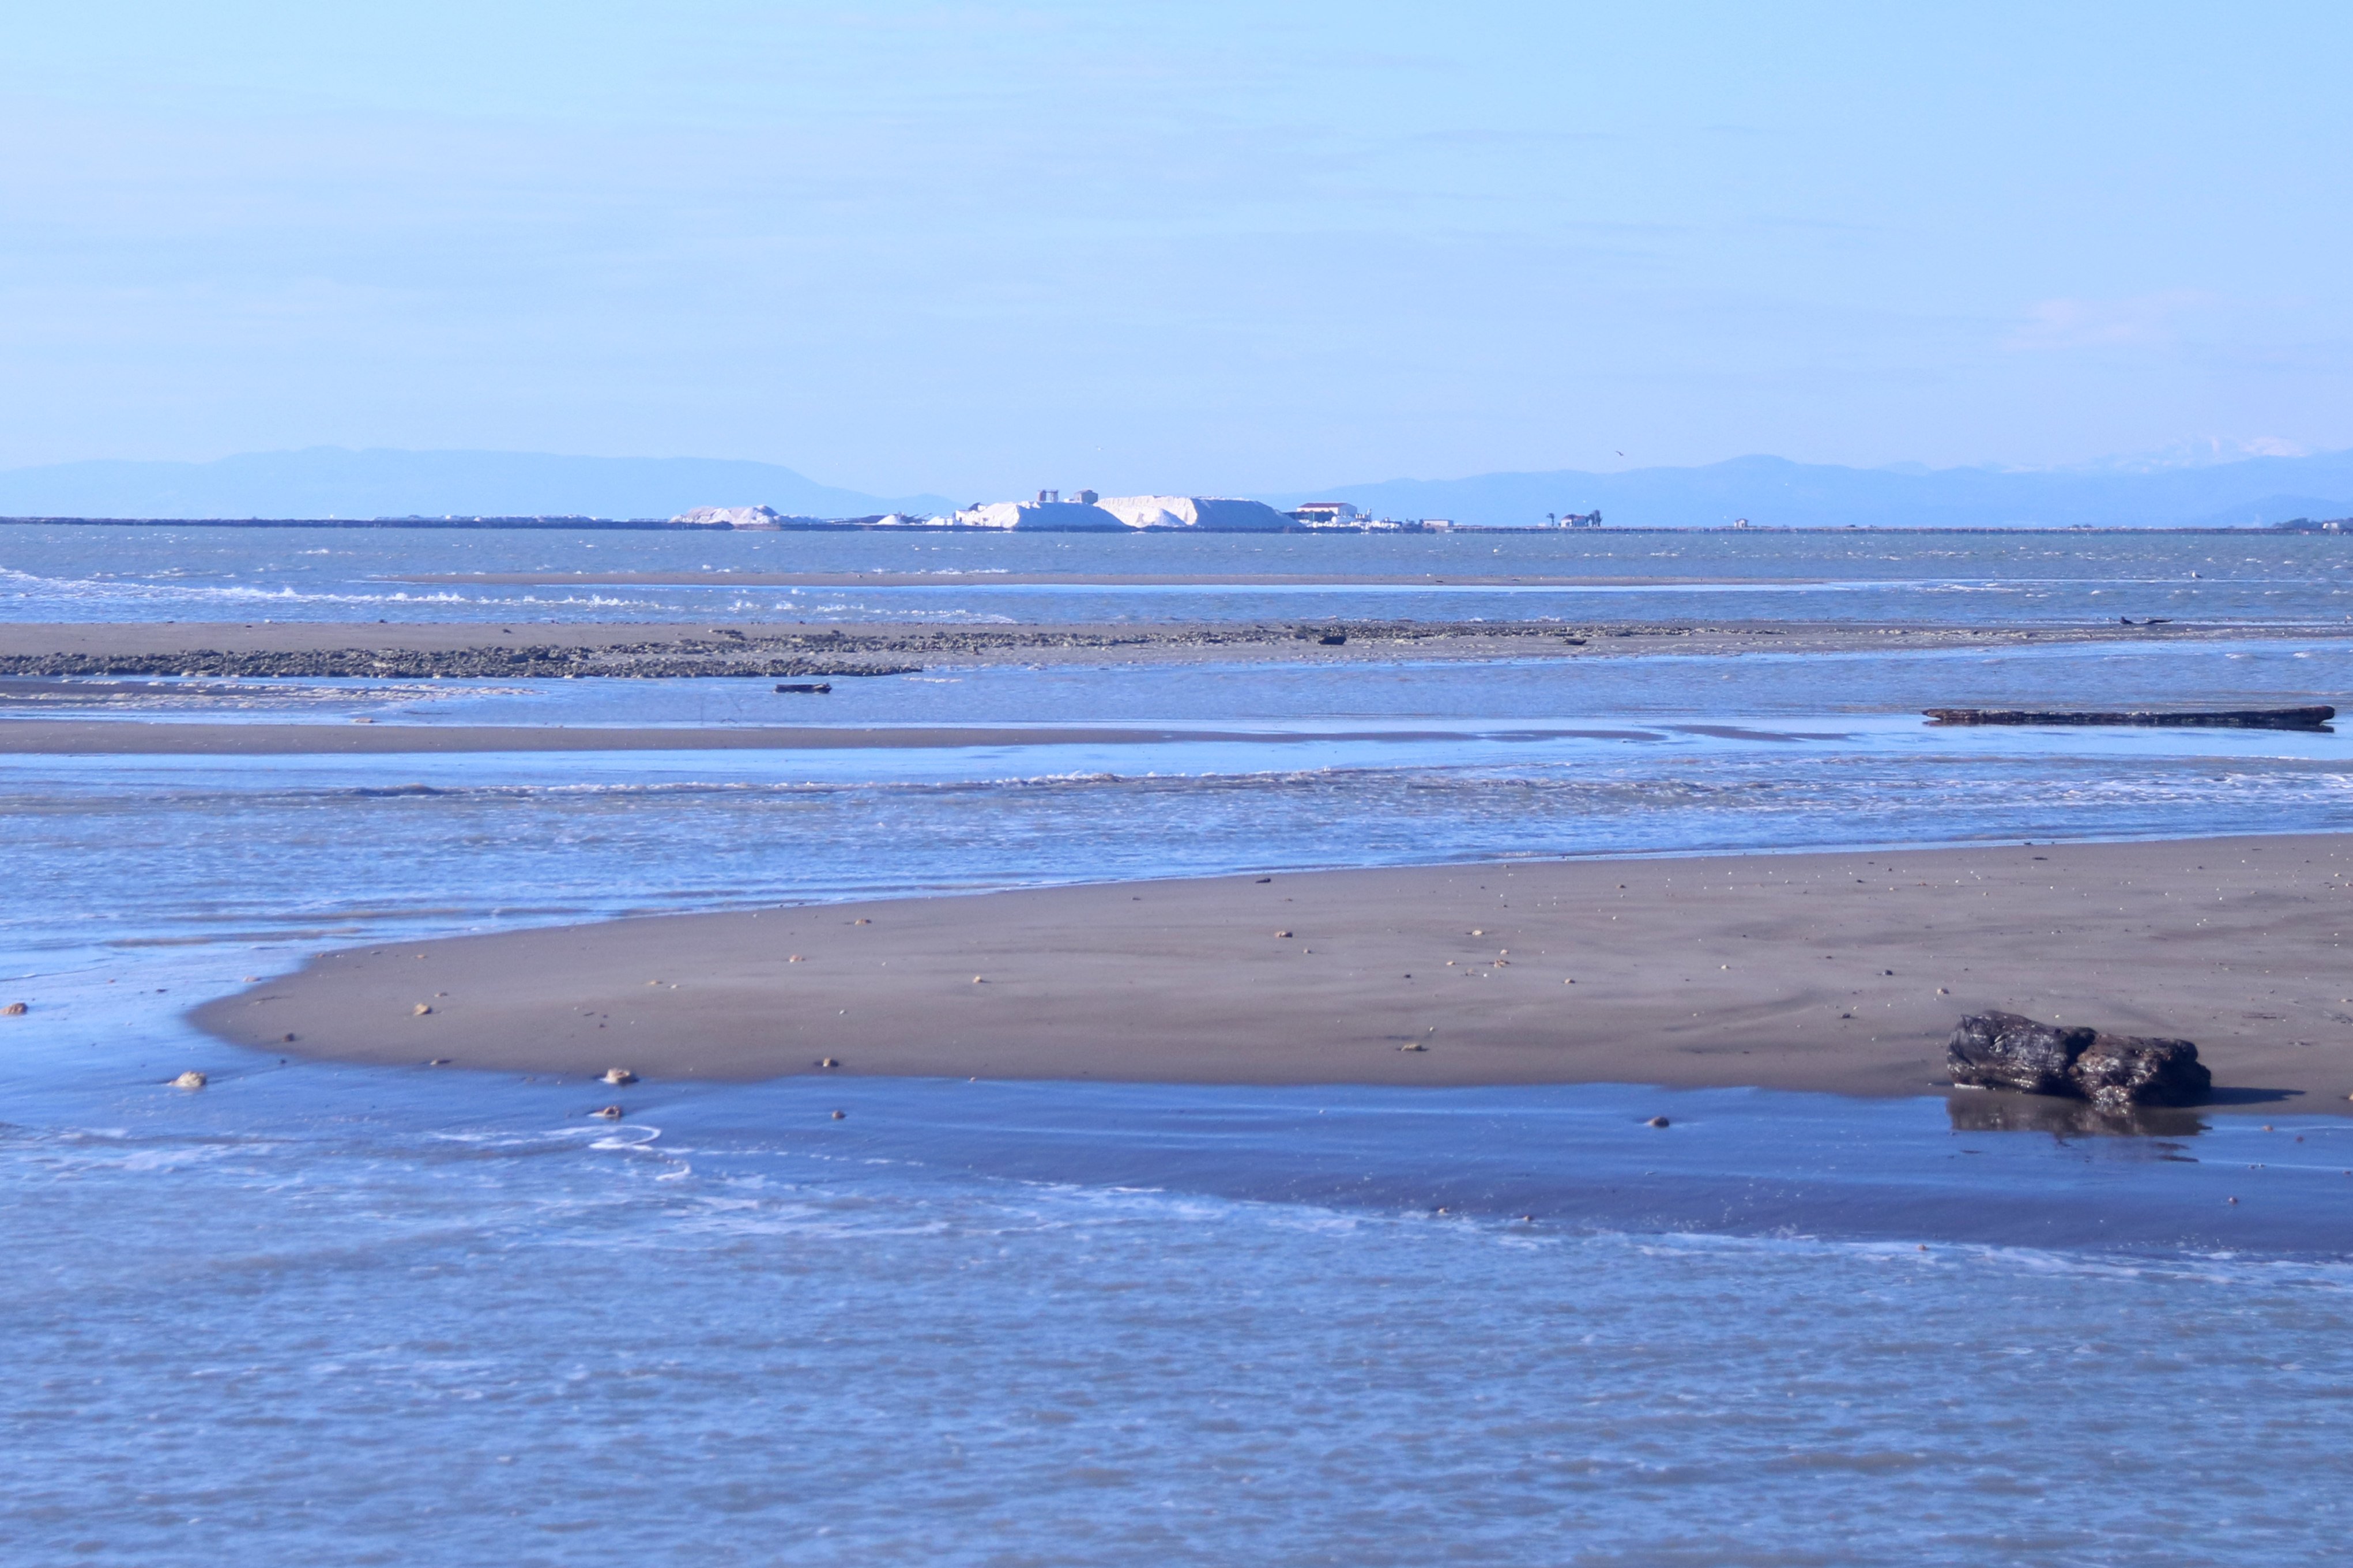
[1,444,2349,529]
[0,448,954,523]
[1272,451,2353,529]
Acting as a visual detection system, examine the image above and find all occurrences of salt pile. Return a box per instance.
[1096,495,1291,532]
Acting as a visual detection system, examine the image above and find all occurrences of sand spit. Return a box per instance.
[193,834,2353,1109]
[0,617,2317,681]
[0,721,1671,756]
[397,570,1765,587]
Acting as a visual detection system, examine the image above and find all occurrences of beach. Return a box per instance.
[13,521,2353,1566]
[194,833,2353,1107]
[0,615,2288,679]
[17,12,2353,1556]
[1,719,1663,754]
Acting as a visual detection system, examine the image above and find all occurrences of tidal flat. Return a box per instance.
[6,524,2351,1563]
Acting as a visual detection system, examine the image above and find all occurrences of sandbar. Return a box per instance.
[194,834,2353,1109]
[396,570,1738,587]
[0,618,2313,684]
[0,720,1656,755]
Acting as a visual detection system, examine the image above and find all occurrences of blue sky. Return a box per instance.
[3,2,2347,495]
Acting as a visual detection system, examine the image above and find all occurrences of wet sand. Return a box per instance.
[0,720,1662,755]
[397,570,1742,587]
[194,834,2353,1109]
[0,617,2296,684]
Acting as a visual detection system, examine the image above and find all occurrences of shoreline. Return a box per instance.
[193,834,2353,1110]
[0,617,2321,682]
[0,719,1680,755]
[394,570,1785,587]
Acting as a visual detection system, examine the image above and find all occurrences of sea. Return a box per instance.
[5,524,2352,1565]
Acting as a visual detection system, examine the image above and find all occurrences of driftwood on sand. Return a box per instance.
[1925,706,2335,730]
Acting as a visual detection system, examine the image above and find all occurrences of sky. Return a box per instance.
[2,1,2348,496]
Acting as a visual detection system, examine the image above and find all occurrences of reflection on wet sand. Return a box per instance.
[1945,1090,2209,1139]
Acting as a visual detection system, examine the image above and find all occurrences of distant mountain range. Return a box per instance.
[1,444,2349,529]
[1271,451,2353,529]
[0,448,954,523]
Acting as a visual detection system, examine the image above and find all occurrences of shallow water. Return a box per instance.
[5,522,2352,624]
[10,635,2349,728]
[6,527,2353,1563]
[9,1068,2353,1566]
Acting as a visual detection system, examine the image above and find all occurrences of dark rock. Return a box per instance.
[1946,1010,2211,1107]
[2071,1031,2211,1109]
[1947,1011,2092,1096]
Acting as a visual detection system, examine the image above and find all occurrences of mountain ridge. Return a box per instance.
[0,447,954,523]
[2,445,2348,529]
[1269,451,2353,529]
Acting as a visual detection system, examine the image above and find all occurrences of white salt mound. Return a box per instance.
[1095,496,1291,532]
[951,500,1127,531]
[672,505,785,529]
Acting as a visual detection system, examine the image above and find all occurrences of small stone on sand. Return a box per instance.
[1646,1115,1671,1128]
[818,1057,839,1068]
[172,1070,207,1090]
[1274,930,1292,938]
[830,1109,846,1120]
[412,1003,432,1015]
[602,1068,637,1085]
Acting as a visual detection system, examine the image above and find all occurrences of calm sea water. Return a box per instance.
[3,521,2351,624]
[6,527,2352,1563]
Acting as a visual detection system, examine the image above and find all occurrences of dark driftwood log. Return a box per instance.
[1924,706,2334,730]
[1947,1011,2211,1108]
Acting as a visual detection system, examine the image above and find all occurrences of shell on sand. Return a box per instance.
[171,1070,208,1090]
[601,1068,638,1085]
